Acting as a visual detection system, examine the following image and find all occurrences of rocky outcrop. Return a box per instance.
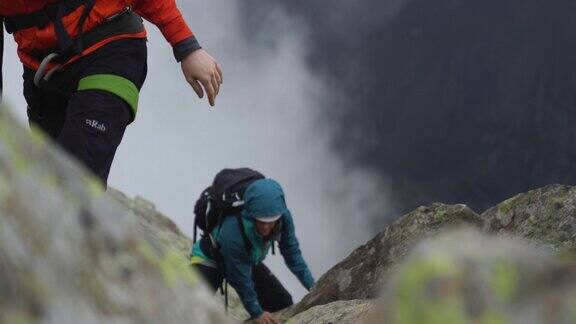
[483,184,576,252]
[108,188,250,321]
[107,189,193,262]
[287,187,576,323]
[289,203,483,316]
[286,229,576,324]
[0,107,230,323]
[285,300,374,324]
[374,230,576,324]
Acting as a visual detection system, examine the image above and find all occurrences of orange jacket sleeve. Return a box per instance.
[132,0,194,46]
[132,0,202,61]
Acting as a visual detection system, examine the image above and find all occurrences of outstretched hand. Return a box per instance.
[253,311,280,324]
[181,49,223,106]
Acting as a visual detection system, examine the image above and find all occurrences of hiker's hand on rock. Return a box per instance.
[181,49,223,107]
[253,312,280,324]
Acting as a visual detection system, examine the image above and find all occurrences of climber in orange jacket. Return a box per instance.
[0,1,222,184]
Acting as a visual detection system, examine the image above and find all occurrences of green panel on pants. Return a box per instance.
[78,74,139,120]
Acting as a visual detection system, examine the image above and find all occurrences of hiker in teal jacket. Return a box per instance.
[191,179,315,324]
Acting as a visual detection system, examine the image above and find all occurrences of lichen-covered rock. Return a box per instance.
[108,189,250,321]
[482,184,576,252]
[374,230,576,324]
[284,300,374,324]
[107,189,192,261]
[0,107,231,323]
[289,203,483,316]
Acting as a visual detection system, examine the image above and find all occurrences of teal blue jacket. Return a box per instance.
[191,179,315,317]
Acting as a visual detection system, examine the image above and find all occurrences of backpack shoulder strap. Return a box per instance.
[235,215,253,256]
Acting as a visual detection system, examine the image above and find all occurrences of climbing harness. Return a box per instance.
[4,2,143,88]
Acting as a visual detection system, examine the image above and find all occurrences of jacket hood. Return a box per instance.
[241,179,288,220]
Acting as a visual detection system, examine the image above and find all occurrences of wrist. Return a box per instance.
[250,309,264,319]
[173,36,202,62]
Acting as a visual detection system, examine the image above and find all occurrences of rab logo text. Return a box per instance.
[85,119,106,132]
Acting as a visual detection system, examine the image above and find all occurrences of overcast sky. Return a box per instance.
[2,1,391,300]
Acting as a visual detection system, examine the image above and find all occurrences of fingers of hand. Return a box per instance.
[211,73,220,96]
[267,317,279,324]
[189,79,204,98]
[215,62,223,84]
[200,77,216,106]
[258,313,279,324]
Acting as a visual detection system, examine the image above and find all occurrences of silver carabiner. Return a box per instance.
[34,53,63,88]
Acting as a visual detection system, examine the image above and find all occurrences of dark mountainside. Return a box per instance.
[241,0,576,219]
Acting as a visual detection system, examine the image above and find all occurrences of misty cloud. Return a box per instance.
[251,0,576,215]
[2,1,392,299]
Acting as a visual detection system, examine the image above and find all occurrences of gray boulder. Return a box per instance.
[108,188,250,321]
[285,300,374,324]
[0,107,231,323]
[375,230,576,324]
[483,184,576,252]
[289,203,483,316]
[107,189,193,262]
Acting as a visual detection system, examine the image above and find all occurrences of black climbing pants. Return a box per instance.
[23,38,147,185]
[194,263,294,313]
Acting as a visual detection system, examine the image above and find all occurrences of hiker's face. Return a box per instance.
[255,219,278,237]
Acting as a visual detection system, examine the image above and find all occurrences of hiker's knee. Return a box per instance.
[192,264,223,291]
[57,89,131,183]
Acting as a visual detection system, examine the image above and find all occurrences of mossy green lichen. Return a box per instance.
[0,309,36,324]
[0,171,9,203]
[526,215,537,226]
[25,124,48,153]
[158,249,198,287]
[393,255,468,324]
[0,114,35,166]
[136,240,197,288]
[571,294,576,323]
[87,177,105,198]
[12,269,48,319]
[434,209,448,221]
[0,108,106,201]
[0,125,31,173]
[27,124,47,147]
[497,197,517,214]
[550,197,565,211]
[75,264,122,314]
[39,172,59,190]
[0,123,58,192]
[490,260,518,302]
[479,311,506,324]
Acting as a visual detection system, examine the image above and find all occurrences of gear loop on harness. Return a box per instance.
[34,53,62,88]
[7,0,96,89]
